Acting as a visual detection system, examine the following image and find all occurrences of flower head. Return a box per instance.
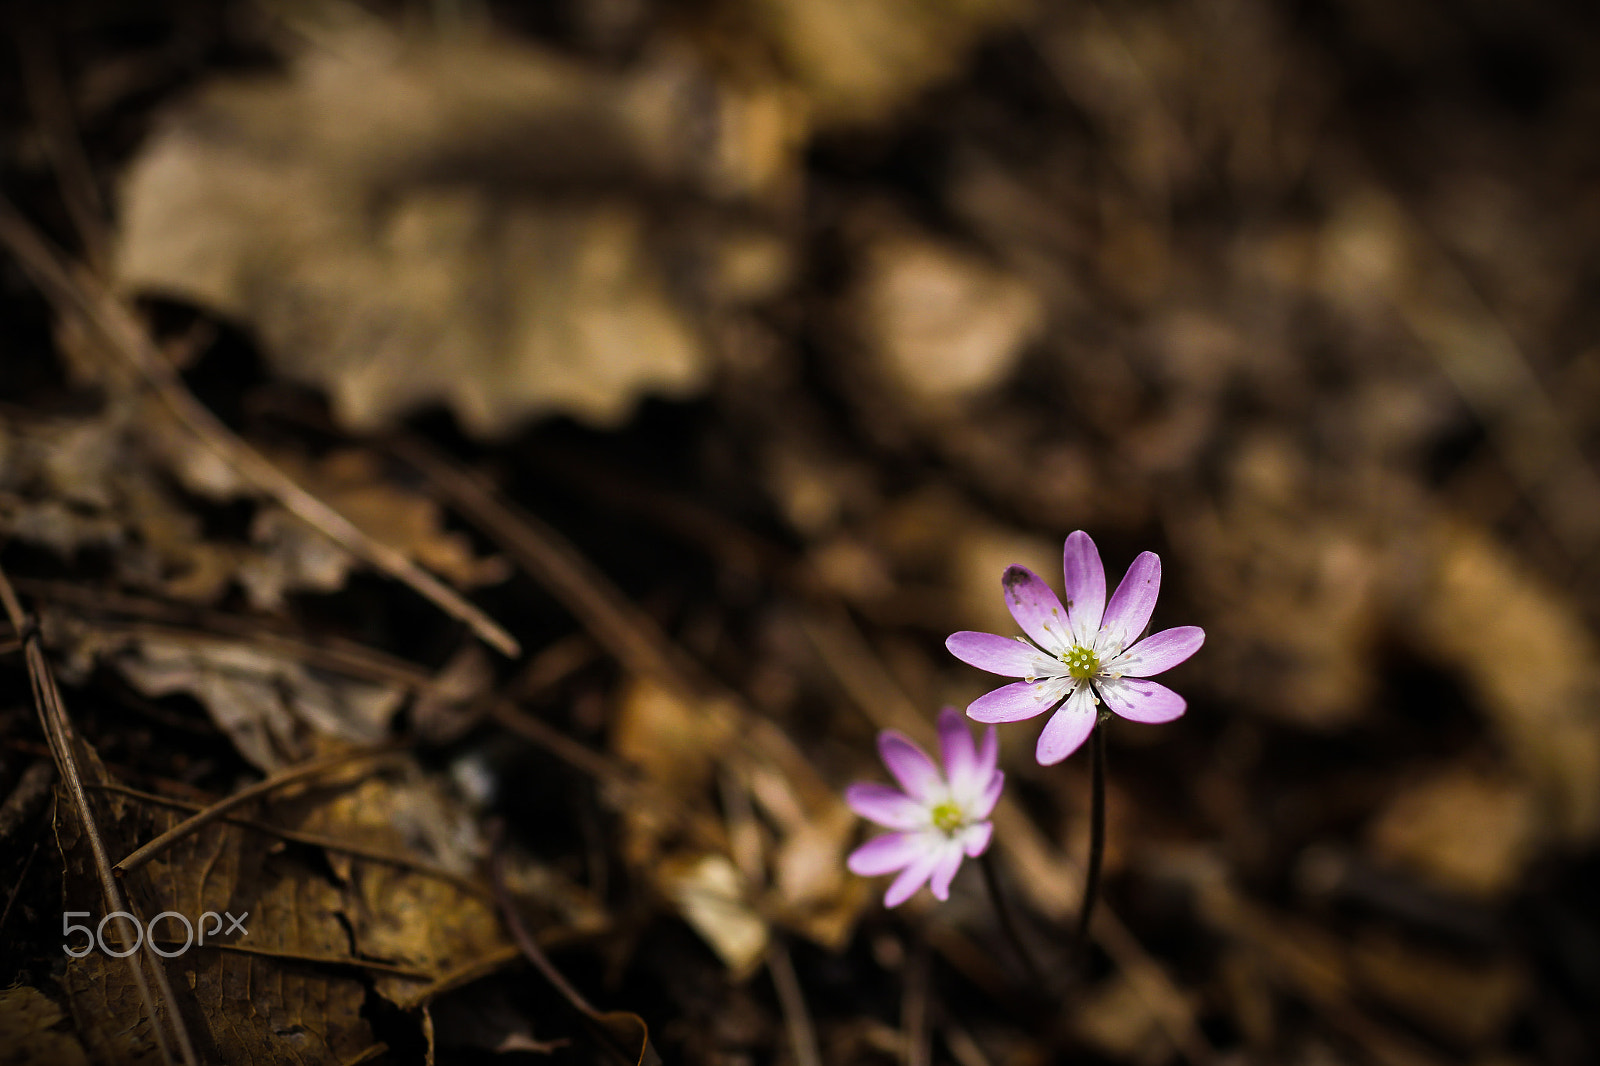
[845,708,1004,907]
[945,530,1204,766]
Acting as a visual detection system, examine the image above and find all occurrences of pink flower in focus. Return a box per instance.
[945,530,1204,766]
[845,708,1004,907]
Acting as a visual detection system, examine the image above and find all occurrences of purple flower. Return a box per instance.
[945,530,1204,766]
[845,708,1004,907]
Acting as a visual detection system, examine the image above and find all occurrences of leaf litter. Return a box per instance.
[3,0,1600,1063]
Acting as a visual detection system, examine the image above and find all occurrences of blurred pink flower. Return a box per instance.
[946,530,1204,765]
[846,708,1004,907]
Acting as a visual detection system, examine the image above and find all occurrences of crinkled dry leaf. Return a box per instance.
[0,412,502,619]
[242,448,509,610]
[108,633,404,770]
[56,744,374,1065]
[0,412,237,603]
[296,767,502,1004]
[113,22,791,436]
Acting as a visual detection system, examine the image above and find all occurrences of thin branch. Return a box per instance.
[767,938,824,1066]
[91,782,488,897]
[114,743,403,876]
[0,565,199,1066]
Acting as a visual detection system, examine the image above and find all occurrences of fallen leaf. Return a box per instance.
[109,632,404,770]
[853,226,1044,407]
[659,852,770,976]
[113,21,790,436]
[1367,768,1538,900]
[54,740,516,1064]
[1411,523,1600,841]
[731,0,1031,125]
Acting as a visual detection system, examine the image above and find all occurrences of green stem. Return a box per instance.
[979,849,1045,987]
[1075,721,1108,948]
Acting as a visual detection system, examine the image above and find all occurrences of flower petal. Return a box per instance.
[974,723,999,783]
[937,707,979,801]
[972,770,1004,819]
[845,783,928,830]
[1098,677,1187,723]
[967,678,1072,723]
[945,631,1063,679]
[878,731,944,804]
[848,831,925,876]
[960,821,993,858]
[883,845,942,907]
[1062,531,1107,646]
[928,841,966,901]
[1036,684,1098,765]
[1099,551,1161,656]
[1106,626,1204,678]
[1000,565,1073,654]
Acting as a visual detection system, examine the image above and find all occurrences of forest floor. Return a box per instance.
[2,1,1599,1064]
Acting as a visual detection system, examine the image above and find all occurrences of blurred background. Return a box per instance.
[2,0,1599,1063]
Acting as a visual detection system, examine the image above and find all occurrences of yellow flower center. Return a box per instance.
[930,801,963,833]
[1062,644,1099,680]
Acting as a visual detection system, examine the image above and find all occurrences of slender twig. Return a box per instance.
[978,850,1045,987]
[90,782,488,897]
[486,821,654,1066]
[767,938,823,1066]
[1076,720,1109,949]
[0,566,199,1066]
[902,939,931,1066]
[114,743,403,876]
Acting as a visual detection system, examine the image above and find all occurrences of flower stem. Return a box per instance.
[979,849,1045,987]
[1075,721,1108,949]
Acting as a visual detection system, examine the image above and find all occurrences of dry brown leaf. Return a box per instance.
[56,745,375,1065]
[659,852,770,976]
[240,447,510,609]
[612,676,740,802]
[0,411,238,604]
[1410,523,1600,841]
[113,20,791,437]
[1366,768,1538,900]
[295,767,504,1004]
[853,227,1044,407]
[55,740,513,1064]
[108,633,404,770]
[732,0,1030,126]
